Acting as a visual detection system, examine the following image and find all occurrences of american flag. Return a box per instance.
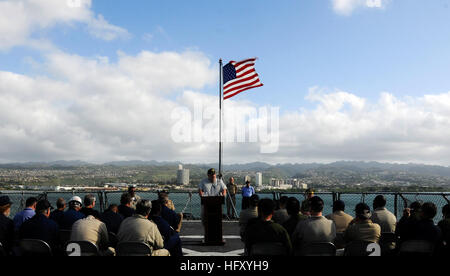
[222,58,263,100]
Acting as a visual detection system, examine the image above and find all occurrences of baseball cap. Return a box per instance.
[0,195,13,206]
[207,168,216,175]
[355,203,371,219]
[36,199,54,212]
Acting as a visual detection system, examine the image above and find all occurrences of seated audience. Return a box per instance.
[344,203,381,244]
[371,195,397,233]
[404,202,442,248]
[243,198,292,256]
[292,196,336,251]
[0,196,14,255]
[117,199,169,256]
[13,197,37,231]
[158,190,176,210]
[159,193,182,233]
[326,200,353,249]
[149,200,182,257]
[300,198,311,217]
[49,198,66,225]
[127,185,141,210]
[273,196,290,225]
[70,213,115,256]
[326,200,353,233]
[19,199,60,254]
[100,204,123,234]
[59,196,85,230]
[438,204,450,255]
[118,193,135,219]
[80,194,101,218]
[282,197,308,238]
[396,201,422,243]
[239,194,259,240]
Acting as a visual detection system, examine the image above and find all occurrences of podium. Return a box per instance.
[201,196,225,245]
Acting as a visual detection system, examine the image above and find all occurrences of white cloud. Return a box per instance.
[0,0,130,50]
[3,48,450,166]
[0,50,218,163]
[331,0,389,16]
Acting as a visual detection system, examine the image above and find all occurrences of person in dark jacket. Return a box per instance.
[59,196,85,230]
[243,198,292,256]
[118,193,135,219]
[159,193,182,232]
[149,200,182,257]
[100,204,124,234]
[0,196,14,255]
[19,199,60,254]
[438,204,450,256]
[49,198,66,225]
[80,194,101,218]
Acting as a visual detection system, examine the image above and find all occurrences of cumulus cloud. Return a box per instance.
[331,0,389,16]
[278,87,450,165]
[0,50,219,163]
[0,0,130,50]
[3,48,450,166]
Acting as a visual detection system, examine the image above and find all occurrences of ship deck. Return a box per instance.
[180,220,245,256]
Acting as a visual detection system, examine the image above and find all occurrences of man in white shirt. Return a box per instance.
[198,168,227,197]
[198,168,227,230]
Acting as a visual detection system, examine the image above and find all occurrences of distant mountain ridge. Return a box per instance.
[1,160,450,178]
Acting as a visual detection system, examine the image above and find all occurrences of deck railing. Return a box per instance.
[1,190,449,223]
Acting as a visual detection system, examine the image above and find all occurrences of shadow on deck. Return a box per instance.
[180,221,244,256]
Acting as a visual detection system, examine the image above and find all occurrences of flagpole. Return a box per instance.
[219,59,223,180]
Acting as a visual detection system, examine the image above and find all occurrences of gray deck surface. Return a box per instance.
[180,220,245,256]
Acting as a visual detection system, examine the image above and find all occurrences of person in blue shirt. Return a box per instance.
[150,200,182,257]
[19,199,60,255]
[13,197,38,231]
[241,181,256,210]
[59,196,85,230]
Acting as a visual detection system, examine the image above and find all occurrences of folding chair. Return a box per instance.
[344,240,374,256]
[116,242,153,256]
[399,240,434,256]
[19,239,52,256]
[250,242,289,256]
[66,241,100,256]
[297,242,337,256]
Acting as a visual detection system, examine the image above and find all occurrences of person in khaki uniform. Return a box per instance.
[326,200,353,249]
[71,215,115,256]
[344,203,381,244]
[226,177,238,219]
[371,195,397,233]
[117,200,170,256]
[292,196,336,252]
[326,200,354,233]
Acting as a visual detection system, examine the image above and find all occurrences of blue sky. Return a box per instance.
[2,0,450,164]
[4,0,450,109]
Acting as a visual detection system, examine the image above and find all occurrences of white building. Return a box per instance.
[270,178,307,189]
[255,172,263,187]
[177,164,190,186]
